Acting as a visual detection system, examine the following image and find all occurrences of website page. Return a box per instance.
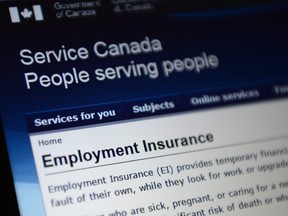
[0,1,288,216]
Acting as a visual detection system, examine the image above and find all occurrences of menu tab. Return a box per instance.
[26,102,125,132]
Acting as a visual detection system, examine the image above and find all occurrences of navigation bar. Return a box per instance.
[26,82,288,133]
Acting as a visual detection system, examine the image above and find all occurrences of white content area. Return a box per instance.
[29,99,288,216]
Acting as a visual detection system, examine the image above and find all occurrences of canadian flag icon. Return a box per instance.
[9,5,44,23]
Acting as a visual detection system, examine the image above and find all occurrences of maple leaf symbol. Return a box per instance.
[21,8,33,19]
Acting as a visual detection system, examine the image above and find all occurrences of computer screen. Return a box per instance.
[0,0,288,215]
